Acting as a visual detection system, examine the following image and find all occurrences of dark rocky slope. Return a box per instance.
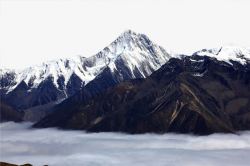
[34,55,250,134]
[0,102,23,122]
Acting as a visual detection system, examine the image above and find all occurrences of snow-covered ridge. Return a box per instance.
[0,30,173,93]
[195,46,250,65]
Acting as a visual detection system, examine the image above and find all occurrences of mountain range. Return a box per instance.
[1,30,250,134]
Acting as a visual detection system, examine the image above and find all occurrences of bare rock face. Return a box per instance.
[33,55,250,135]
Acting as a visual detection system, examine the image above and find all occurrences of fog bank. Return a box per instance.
[1,122,250,166]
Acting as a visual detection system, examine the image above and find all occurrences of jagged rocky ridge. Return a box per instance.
[0,30,172,121]
[34,54,250,135]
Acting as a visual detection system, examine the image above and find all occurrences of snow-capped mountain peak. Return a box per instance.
[100,30,172,77]
[0,30,173,96]
[195,46,250,65]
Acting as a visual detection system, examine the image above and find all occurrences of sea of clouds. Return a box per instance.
[1,122,250,166]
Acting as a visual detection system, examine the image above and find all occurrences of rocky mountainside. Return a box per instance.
[33,54,250,135]
[0,30,172,112]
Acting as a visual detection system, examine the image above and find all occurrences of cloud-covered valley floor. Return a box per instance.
[1,122,250,166]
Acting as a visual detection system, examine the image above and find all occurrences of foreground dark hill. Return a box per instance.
[0,162,32,166]
[34,55,250,134]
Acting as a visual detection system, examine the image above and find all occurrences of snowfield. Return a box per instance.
[1,122,250,166]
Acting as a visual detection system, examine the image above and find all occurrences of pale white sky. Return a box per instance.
[0,0,249,69]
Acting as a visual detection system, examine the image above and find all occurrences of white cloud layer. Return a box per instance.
[1,0,250,69]
[1,122,250,166]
